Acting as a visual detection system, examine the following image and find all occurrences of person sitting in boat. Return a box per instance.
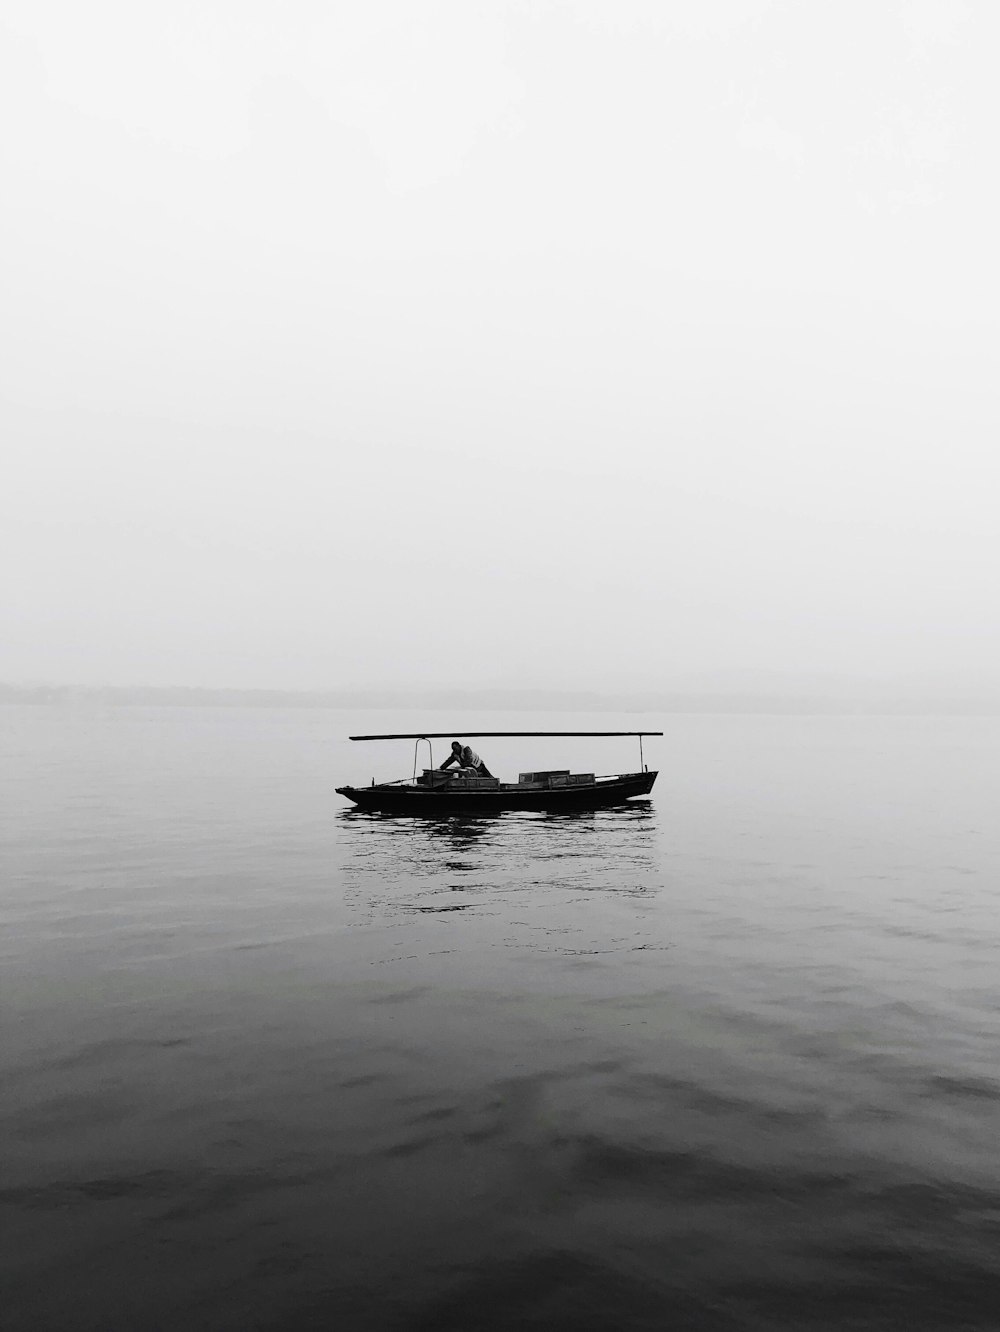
[440,741,494,779]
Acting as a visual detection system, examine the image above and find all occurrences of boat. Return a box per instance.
[336,731,661,815]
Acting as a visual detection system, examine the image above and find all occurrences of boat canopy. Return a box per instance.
[349,731,663,740]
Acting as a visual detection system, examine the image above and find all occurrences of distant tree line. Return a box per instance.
[2,682,998,714]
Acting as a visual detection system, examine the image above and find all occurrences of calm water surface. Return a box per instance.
[3,706,1000,1330]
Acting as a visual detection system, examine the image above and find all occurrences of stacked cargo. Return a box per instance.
[451,770,500,787]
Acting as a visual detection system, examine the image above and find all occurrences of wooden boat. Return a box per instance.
[336,731,660,815]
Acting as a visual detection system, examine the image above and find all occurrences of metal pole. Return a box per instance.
[413,737,433,781]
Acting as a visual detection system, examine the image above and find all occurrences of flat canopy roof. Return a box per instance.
[350,730,663,740]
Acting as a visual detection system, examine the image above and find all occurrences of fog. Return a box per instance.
[3,1,998,695]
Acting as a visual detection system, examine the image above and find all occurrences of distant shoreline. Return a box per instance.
[3,684,999,716]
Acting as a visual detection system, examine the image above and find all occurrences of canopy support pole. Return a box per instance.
[412,736,433,780]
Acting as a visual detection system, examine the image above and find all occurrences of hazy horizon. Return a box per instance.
[6,665,1000,715]
[4,1,999,692]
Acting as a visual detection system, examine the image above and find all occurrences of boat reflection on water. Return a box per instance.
[336,800,661,925]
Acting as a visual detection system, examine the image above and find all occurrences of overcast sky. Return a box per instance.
[2,0,998,691]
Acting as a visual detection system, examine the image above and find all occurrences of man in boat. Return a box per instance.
[439,741,494,779]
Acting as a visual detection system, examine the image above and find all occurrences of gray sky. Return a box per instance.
[3,0,998,691]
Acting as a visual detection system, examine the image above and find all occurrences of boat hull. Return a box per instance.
[336,771,657,815]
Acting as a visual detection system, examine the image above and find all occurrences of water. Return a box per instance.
[3,705,1000,1330]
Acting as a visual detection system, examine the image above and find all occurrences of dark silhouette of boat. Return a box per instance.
[336,731,660,815]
